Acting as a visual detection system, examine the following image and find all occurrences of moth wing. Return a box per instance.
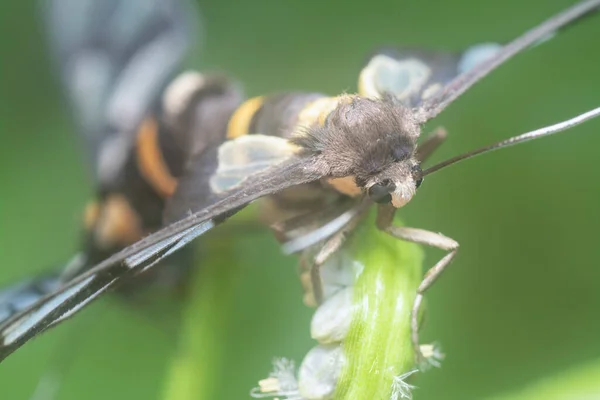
[164,134,299,224]
[419,1,600,119]
[42,0,198,185]
[0,153,323,361]
[358,44,502,107]
[361,2,600,113]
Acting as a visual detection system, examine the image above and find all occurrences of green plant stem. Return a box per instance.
[334,211,424,399]
[161,234,238,400]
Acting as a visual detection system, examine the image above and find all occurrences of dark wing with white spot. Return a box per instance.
[361,0,600,114]
[420,0,600,120]
[0,154,323,361]
[358,43,501,108]
[42,0,198,186]
[164,134,301,223]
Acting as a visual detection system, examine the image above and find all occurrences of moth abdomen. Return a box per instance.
[227,92,328,140]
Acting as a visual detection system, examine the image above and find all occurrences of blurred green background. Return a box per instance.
[1,0,600,399]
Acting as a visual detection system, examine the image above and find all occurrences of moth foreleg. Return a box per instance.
[376,205,458,370]
[300,215,362,307]
[416,126,448,162]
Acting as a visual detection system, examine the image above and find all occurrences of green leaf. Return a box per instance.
[489,360,600,400]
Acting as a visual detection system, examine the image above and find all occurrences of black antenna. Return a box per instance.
[420,0,600,121]
[422,106,600,176]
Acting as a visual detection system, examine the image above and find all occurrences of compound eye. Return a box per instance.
[367,179,396,204]
[412,164,424,189]
[415,176,424,188]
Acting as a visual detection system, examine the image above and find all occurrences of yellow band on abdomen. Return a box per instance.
[227,96,264,138]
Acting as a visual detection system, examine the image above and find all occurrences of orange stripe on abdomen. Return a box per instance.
[136,117,178,198]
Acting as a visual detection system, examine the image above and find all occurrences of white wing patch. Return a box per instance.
[359,55,431,101]
[210,135,298,193]
[458,43,502,74]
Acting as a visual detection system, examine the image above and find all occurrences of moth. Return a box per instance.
[0,0,242,355]
[1,0,599,368]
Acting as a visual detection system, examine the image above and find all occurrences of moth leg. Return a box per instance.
[416,126,448,162]
[310,232,347,306]
[270,199,353,245]
[376,205,458,369]
[302,216,362,306]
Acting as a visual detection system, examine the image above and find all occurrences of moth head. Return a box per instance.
[363,160,423,208]
[317,95,423,208]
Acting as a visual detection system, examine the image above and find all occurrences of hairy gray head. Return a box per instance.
[293,94,423,207]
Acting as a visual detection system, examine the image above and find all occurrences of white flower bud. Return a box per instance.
[311,287,353,344]
[298,344,345,400]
